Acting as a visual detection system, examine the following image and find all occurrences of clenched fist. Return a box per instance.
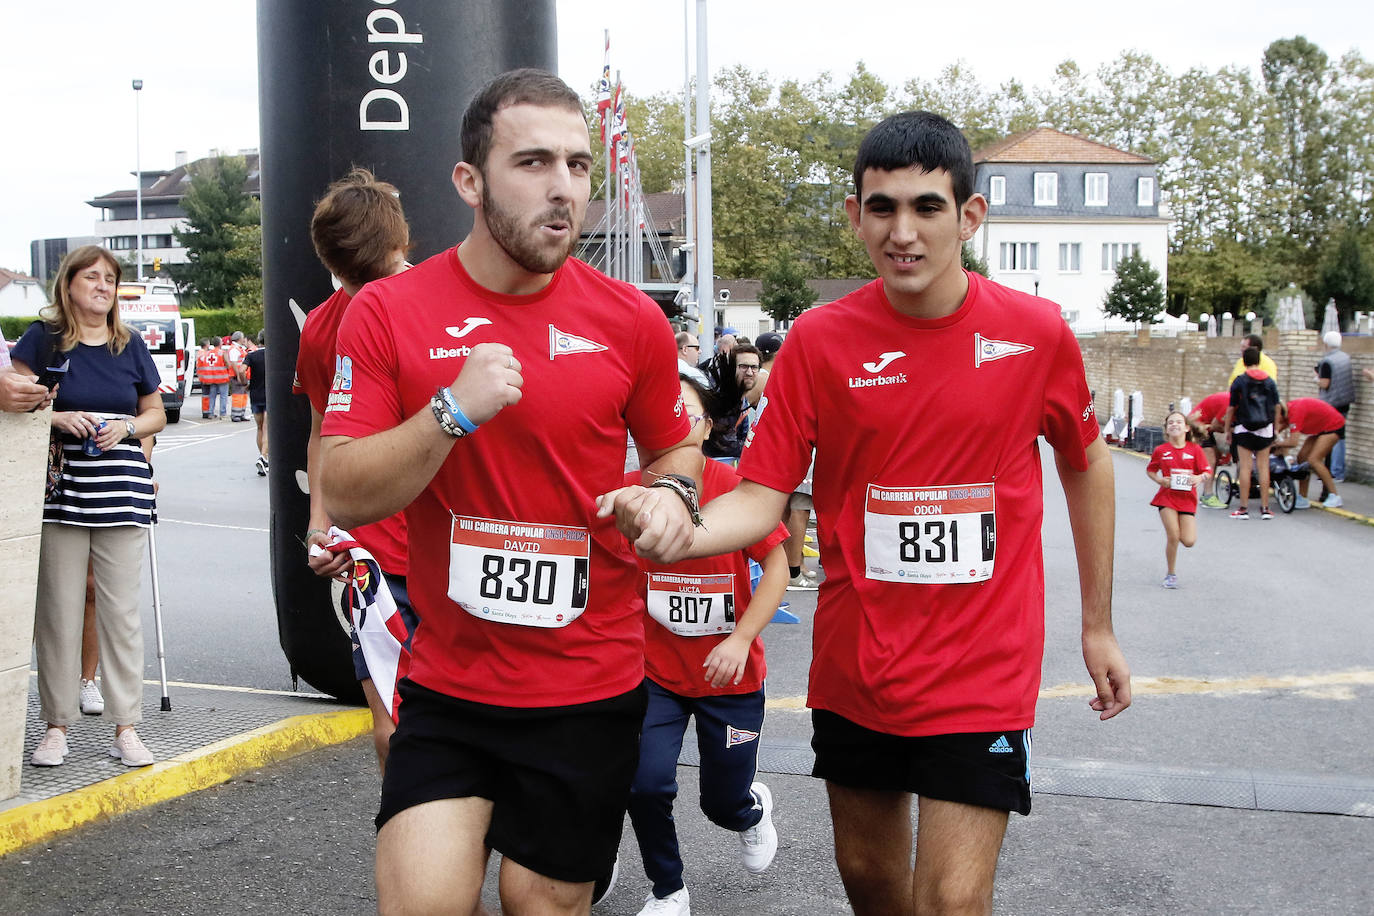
[447,342,524,427]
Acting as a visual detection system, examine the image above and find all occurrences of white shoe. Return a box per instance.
[637,888,690,915]
[255,456,267,477]
[109,728,155,767]
[80,677,105,715]
[31,727,68,766]
[739,781,778,874]
[787,573,818,591]
[1322,494,1344,509]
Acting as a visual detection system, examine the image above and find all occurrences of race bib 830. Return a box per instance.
[448,514,590,628]
[863,483,996,584]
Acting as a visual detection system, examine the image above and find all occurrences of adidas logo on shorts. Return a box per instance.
[988,735,1014,754]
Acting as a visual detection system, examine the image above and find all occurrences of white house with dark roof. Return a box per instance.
[0,269,49,319]
[87,150,261,275]
[969,128,1171,330]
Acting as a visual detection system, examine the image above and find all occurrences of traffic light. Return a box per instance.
[152,257,162,272]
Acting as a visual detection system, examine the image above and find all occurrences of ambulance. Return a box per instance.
[116,279,196,423]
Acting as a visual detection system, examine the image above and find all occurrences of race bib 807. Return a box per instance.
[863,483,996,584]
[646,572,736,636]
[448,514,590,628]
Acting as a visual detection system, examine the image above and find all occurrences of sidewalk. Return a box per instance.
[0,677,365,855]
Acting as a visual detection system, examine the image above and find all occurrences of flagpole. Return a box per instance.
[694,0,715,353]
[682,0,696,328]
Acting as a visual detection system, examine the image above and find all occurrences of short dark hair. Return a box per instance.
[853,111,975,207]
[1242,346,1261,367]
[1246,333,1264,351]
[310,167,411,289]
[461,69,584,172]
[731,344,761,365]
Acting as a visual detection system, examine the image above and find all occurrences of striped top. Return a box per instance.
[45,439,156,528]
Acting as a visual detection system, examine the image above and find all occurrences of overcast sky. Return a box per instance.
[2,0,1372,272]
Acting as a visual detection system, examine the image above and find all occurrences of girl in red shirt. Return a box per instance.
[1279,398,1346,508]
[1146,411,1212,588]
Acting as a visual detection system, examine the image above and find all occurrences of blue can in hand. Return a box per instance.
[83,420,107,456]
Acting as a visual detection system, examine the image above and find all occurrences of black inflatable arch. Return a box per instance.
[258,0,558,699]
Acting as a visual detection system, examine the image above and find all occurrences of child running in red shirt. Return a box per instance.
[625,376,790,916]
[1146,411,1212,589]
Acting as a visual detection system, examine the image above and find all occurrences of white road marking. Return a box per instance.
[158,518,268,533]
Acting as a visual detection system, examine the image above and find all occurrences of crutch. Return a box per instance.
[147,523,172,711]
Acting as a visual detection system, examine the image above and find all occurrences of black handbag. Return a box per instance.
[30,321,65,503]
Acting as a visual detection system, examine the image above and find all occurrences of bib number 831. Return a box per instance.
[898,520,959,564]
[479,554,557,605]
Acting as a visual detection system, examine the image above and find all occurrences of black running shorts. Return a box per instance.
[1232,431,1275,452]
[811,709,1032,815]
[377,679,647,882]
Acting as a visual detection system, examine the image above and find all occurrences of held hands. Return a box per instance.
[1083,627,1132,721]
[703,634,750,687]
[0,371,53,413]
[447,343,523,428]
[594,485,695,563]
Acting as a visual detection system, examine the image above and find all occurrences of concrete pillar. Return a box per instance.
[0,408,49,799]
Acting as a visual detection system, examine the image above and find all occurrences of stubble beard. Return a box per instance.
[482,183,579,275]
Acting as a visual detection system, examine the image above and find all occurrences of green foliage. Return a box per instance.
[1309,227,1374,326]
[961,244,990,277]
[759,256,818,324]
[171,157,260,307]
[1103,253,1166,323]
[2,315,41,340]
[182,307,260,342]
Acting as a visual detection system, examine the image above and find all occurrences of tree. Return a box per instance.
[759,256,818,324]
[1103,253,1165,323]
[227,200,265,328]
[1309,227,1374,326]
[961,243,989,277]
[171,156,259,307]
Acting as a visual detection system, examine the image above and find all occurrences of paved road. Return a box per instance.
[4,420,1371,914]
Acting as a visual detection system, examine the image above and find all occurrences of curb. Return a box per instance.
[0,707,371,856]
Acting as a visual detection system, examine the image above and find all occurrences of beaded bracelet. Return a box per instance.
[436,386,479,435]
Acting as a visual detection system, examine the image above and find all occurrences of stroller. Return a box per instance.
[1213,454,1311,514]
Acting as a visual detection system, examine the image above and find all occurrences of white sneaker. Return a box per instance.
[31,727,68,766]
[255,456,267,477]
[636,888,690,915]
[739,781,778,874]
[786,573,818,591]
[80,677,105,715]
[1322,494,1344,509]
[109,728,155,767]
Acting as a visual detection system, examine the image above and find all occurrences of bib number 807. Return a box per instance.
[479,554,557,605]
[666,593,735,625]
[898,520,959,564]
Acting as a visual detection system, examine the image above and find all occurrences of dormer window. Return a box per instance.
[1085,173,1108,206]
[1033,172,1058,206]
[988,176,1006,206]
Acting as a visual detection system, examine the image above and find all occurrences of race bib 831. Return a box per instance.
[863,483,996,584]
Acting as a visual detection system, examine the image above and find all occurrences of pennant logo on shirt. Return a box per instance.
[549,325,608,359]
[974,333,1034,367]
[726,725,759,748]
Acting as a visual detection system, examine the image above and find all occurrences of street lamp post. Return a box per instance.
[1031,273,1041,297]
[133,78,144,280]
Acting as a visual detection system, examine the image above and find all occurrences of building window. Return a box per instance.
[1058,243,1081,272]
[109,236,136,251]
[988,176,1006,206]
[999,242,1038,271]
[1085,172,1108,206]
[1137,176,1155,207]
[1033,172,1058,206]
[1102,242,1142,271]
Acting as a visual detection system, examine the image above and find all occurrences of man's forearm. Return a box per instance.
[321,408,458,529]
[692,480,791,560]
[1057,437,1115,630]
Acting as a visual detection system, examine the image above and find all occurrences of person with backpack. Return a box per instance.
[1224,347,1282,520]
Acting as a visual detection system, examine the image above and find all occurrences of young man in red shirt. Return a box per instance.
[602,111,1132,915]
[320,70,697,915]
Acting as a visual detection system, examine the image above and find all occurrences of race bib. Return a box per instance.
[864,483,996,584]
[646,572,736,636]
[1169,470,1194,491]
[448,514,590,628]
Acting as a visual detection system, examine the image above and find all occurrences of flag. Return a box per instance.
[595,31,612,113]
[329,526,412,720]
[609,82,627,143]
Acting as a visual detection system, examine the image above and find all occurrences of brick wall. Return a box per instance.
[1080,331,1374,482]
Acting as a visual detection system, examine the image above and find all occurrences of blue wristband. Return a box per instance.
[437,386,479,434]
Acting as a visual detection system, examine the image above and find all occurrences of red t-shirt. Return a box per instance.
[1147,441,1210,512]
[627,460,787,698]
[322,249,689,707]
[1194,392,1229,425]
[1286,398,1345,435]
[294,287,409,575]
[737,271,1099,737]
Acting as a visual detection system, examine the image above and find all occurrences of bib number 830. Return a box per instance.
[898,520,959,564]
[479,554,557,605]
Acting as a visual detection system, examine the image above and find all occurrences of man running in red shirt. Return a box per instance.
[320,70,697,915]
[602,111,1131,916]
